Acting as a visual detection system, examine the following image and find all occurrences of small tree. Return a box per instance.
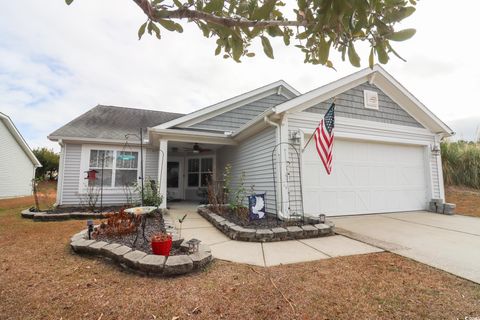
[33,148,59,180]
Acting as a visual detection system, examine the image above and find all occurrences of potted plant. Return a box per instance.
[151,232,172,256]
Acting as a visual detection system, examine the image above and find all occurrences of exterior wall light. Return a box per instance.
[431,144,441,156]
[87,219,94,240]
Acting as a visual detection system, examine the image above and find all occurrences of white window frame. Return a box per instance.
[185,155,215,189]
[78,144,145,194]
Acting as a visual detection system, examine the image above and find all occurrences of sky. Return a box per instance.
[1,0,479,151]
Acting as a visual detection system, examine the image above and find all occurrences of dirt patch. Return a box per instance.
[218,209,305,229]
[0,181,57,211]
[1,200,480,319]
[446,185,480,218]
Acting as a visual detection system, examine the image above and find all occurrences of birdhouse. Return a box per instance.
[85,169,98,181]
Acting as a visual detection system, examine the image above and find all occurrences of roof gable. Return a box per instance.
[273,65,453,137]
[305,82,424,128]
[155,80,300,130]
[0,112,41,167]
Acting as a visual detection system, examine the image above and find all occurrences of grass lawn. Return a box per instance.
[1,187,480,319]
[446,185,480,218]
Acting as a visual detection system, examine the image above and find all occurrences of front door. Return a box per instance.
[167,157,184,200]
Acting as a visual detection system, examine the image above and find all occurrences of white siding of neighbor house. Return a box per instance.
[59,143,159,207]
[0,120,35,198]
[216,127,277,214]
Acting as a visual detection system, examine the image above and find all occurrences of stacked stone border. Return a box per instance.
[428,199,456,215]
[198,206,334,242]
[69,213,212,276]
[21,208,168,222]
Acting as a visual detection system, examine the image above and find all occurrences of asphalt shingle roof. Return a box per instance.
[49,105,184,140]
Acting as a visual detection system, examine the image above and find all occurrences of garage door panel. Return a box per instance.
[303,139,428,216]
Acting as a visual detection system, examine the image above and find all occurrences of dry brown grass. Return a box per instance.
[1,195,480,319]
[446,185,480,218]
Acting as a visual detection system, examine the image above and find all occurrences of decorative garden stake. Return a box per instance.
[178,214,187,238]
[319,214,326,224]
[87,219,94,240]
[185,238,201,254]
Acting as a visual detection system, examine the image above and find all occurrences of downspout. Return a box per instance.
[264,116,289,220]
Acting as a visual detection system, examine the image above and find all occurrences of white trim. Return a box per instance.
[56,141,66,205]
[0,112,41,167]
[150,128,237,145]
[434,135,446,200]
[272,65,453,137]
[78,144,145,194]
[424,145,434,201]
[48,136,145,146]
[155,80,300,130]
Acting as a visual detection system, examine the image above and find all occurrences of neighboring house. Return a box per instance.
[49,65,453,217]
[0,112,42,198]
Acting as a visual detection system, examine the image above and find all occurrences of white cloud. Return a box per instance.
[0,0,479,151]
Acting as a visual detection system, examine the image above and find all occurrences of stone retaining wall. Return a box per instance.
[198,206,334,242]
[69,214,212,276]
[21,208,168,221]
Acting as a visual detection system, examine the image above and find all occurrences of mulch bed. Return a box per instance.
[216,209,309,229]
[43,206,124,214]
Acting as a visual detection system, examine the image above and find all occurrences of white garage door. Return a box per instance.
[302,139,428,216]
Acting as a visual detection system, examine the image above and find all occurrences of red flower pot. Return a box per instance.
[151,236,172,256]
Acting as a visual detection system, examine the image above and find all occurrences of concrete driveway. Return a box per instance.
[332,211,480,284]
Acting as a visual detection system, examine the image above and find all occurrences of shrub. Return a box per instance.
[441,141,480,189]
[134,179,163,207]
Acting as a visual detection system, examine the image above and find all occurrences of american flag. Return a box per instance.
[313,103,335,175]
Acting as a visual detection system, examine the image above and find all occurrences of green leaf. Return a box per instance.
[173,0,182,7]
[148,21,161,39]
[347,42,360,67]
[261,36,274,59]
[387,28,416,41]
[368,47,374,69]
[246,52,255,57]
[252,0,276,20]
[376,42,389,64]
[65,0,74,5]
[138,22,147,40]
[158,19,182,32]
[230,35,243,62]
[204,0,224,13]
[215,45,222,56]
[388,6,416,22]
[318,36,330,64]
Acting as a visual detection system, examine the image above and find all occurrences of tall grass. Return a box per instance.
[441,141,480,189]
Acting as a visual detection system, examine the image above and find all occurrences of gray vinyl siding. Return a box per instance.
[216,127,277,213]
[60,143,159,206]
[60,143,82,205]
[145,149,159,183]
[190,94,289,132]
[306,82,424,128]
[0,121,35,198]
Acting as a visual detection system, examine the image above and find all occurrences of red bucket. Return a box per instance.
[151,236,172,256]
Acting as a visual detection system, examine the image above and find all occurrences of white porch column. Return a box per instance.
[158,139,168,209]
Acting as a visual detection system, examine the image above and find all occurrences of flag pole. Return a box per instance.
[302,97,337,152]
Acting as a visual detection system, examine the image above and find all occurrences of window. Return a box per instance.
[187,157,213,187]
[87,149,139,188]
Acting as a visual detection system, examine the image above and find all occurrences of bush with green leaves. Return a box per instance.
[135,179,164,207]
[33,148,59,180]
[441,141,480,189]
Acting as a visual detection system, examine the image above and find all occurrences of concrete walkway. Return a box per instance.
[168,202,382,267]
[332,211,480,284]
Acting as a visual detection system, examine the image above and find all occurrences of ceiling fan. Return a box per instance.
[183,143,212,154]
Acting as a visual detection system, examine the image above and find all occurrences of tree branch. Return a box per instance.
[132,0,308,28]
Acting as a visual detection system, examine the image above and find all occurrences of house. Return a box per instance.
[0,112,42,198]
[48,65,453,216]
